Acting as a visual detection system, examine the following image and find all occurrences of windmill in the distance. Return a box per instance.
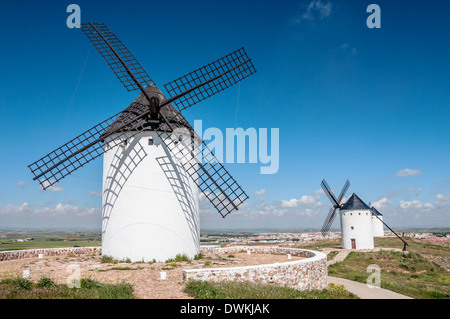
[321,178,375,250]
[28,22,256,262]
[321,178,409,251]
[320,179,350,236]
[368,202,384,237]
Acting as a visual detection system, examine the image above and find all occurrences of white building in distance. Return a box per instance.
[371,206,384,237]
[339,193,375,250]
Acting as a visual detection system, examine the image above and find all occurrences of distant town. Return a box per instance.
[200,230,450,247]
[0,228,449,250]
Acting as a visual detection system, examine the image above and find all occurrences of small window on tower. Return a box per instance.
[148,137,154,146]
[351,226,354,230]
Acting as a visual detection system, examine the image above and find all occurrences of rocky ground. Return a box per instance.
[0,251,303,299]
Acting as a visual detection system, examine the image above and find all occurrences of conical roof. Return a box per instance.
[102,84,190,137]
[340,193,371,211]
[371,206,383,216]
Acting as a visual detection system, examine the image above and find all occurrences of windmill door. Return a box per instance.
[351,239,356,249]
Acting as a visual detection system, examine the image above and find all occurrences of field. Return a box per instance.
[0,230,101,251]
[297,236,450,299]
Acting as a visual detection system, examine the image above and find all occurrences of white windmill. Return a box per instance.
[321,179,409,251]
[320,179,374,250]
[369,204,384,237]
[28,22,256,262]
[339,193,375,250]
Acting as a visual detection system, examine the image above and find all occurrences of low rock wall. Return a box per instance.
[184,246,328,291]
[0,247,101,261]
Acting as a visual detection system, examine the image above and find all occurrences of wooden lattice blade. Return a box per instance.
[164,47,256,112]
[81,22,154,92]
[28,103,150,190]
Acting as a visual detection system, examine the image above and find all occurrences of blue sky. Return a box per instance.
[0,0,449,230]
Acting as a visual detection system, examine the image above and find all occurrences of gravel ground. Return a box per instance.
[0,251,303,299]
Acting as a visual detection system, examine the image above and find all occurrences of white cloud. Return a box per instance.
[0,202,100,217]
[435,193,450,207]
[312,189,324,195]
[89,190,102,197]
[16,181,28,188]
[396,168,422,177]
[290,0,332,24]
[252,189,266,196]
[40,180,64,192]
[335,43,358,56]
[281,195,319,208]
[399,200,433,212]
[371,197,392,210]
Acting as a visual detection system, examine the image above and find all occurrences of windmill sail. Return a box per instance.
[28,101,150,189]
[320,179,350,235]
[155,109,248,217]
[164,47,256,112]
[321,206,337,235]
[336,179,350,204]
[81,22,154,91]
[320,179,339,206]
[29,22,255,217]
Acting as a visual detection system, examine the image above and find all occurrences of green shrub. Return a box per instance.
[101,255,118,264]
[37,277,55,288]
[81,278,103,289]
[194,254,204,260]
[184,280,358,299]
[166,253,191,263]
[15,278,32,290]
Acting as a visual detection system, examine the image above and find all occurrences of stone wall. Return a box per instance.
[0,246,328,291]
[184,246,328,291]
[0,247,101,262]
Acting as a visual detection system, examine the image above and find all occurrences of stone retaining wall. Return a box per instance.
[0,246,328,291]
[0,247,101,261]
[184,246,328,291]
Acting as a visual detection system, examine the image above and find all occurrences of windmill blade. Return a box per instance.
[28,101,151,190]
[320,179,339,206]
[372,213,409,251]
[81,22,154,92]
[324,208,339,233]
[336,179,350,205]
[155,106,248,217]
[321,207,337,235]
[164,47,256,112]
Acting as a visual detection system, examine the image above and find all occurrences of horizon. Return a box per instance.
[1,226,449,233]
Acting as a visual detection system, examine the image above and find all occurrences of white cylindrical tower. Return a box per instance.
[371,207,384,237]
[339,193,374,250]
[102,131,199,262]
[100,85,200,262]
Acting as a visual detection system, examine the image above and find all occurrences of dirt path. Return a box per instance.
[323,247,413,299]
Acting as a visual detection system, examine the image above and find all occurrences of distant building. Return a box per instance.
[339,193,375,250]
[371,206,384,237]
